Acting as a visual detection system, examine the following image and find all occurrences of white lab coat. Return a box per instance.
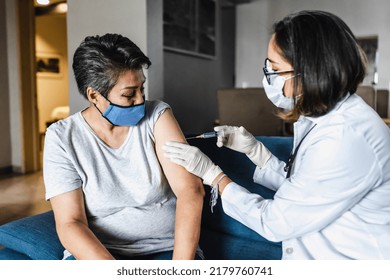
[221,94,390,259]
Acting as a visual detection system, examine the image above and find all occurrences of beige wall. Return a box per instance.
[67,0,155,114]
[236,0,390,91]
[35,15,69,134]
[4,0,159,173]
[0,0,11,170]
[5,0,23,171]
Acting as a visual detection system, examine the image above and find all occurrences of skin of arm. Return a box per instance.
[50,188,115,260]
[154,109,205,260]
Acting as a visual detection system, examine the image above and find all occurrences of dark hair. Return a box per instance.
[72,33,151,99]
[272,10,367,120]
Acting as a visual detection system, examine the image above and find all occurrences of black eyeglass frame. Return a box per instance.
[262,58,295,85]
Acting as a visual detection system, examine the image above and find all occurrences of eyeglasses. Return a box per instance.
[263,58,295,85]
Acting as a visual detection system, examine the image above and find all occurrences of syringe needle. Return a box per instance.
[186,131,229,140]
[186,131,218,140]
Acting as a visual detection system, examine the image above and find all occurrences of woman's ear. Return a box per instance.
[86,87,99,103]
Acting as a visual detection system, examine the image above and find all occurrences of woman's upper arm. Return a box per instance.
[50,188,88,228]
[154,109,203,195]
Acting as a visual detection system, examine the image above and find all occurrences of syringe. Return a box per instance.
[186,130,225,140]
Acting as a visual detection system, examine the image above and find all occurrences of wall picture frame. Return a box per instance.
[357,36,378,86]
[36,53,62,78]
[163,0,216,59]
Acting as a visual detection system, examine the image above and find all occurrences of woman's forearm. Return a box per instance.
[172,185,204,259]
[57,221,115,260]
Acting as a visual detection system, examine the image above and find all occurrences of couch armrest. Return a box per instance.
[0,211,64,260]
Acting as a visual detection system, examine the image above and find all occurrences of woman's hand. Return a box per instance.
[163,141,222,186]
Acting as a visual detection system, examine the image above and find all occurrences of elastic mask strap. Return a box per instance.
[93,103,104,115]
[285,73,300,81]
[293,93,303,105]
[92,91,110,114]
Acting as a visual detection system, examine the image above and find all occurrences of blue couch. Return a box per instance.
[0,136,293,260]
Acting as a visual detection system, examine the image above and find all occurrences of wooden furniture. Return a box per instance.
[217,88,285,136]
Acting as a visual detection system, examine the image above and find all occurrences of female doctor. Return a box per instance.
[163,10,390,259]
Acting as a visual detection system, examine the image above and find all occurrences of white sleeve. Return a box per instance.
[252,154,287,191]
[43,124,82,200]
[221,127,379,242]
[145,100,170,141]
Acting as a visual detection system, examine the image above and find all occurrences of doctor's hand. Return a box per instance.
[214,125,272,168]
[163,141,222,186]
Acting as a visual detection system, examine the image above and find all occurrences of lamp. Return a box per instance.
[35,1,67,16]
[36,0,50,5]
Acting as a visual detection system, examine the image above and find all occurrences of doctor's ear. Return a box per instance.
[86,87,99,103]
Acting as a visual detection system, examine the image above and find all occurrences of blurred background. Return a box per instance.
[1,0,389,175]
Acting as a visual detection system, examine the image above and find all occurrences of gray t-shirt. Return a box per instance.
[43,100,177,257]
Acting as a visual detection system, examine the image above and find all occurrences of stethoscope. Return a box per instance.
[284,124,317,178]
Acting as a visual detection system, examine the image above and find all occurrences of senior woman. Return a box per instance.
[164,10,390,259]
[43,33,204,260]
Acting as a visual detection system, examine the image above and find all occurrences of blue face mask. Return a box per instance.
[96,96,145,126]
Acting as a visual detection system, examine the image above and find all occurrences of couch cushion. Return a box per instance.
[0,247,32,260]
[200,228,282,260]
[0,211,64,260]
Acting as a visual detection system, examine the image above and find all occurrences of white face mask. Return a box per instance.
[262,75,295,110]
